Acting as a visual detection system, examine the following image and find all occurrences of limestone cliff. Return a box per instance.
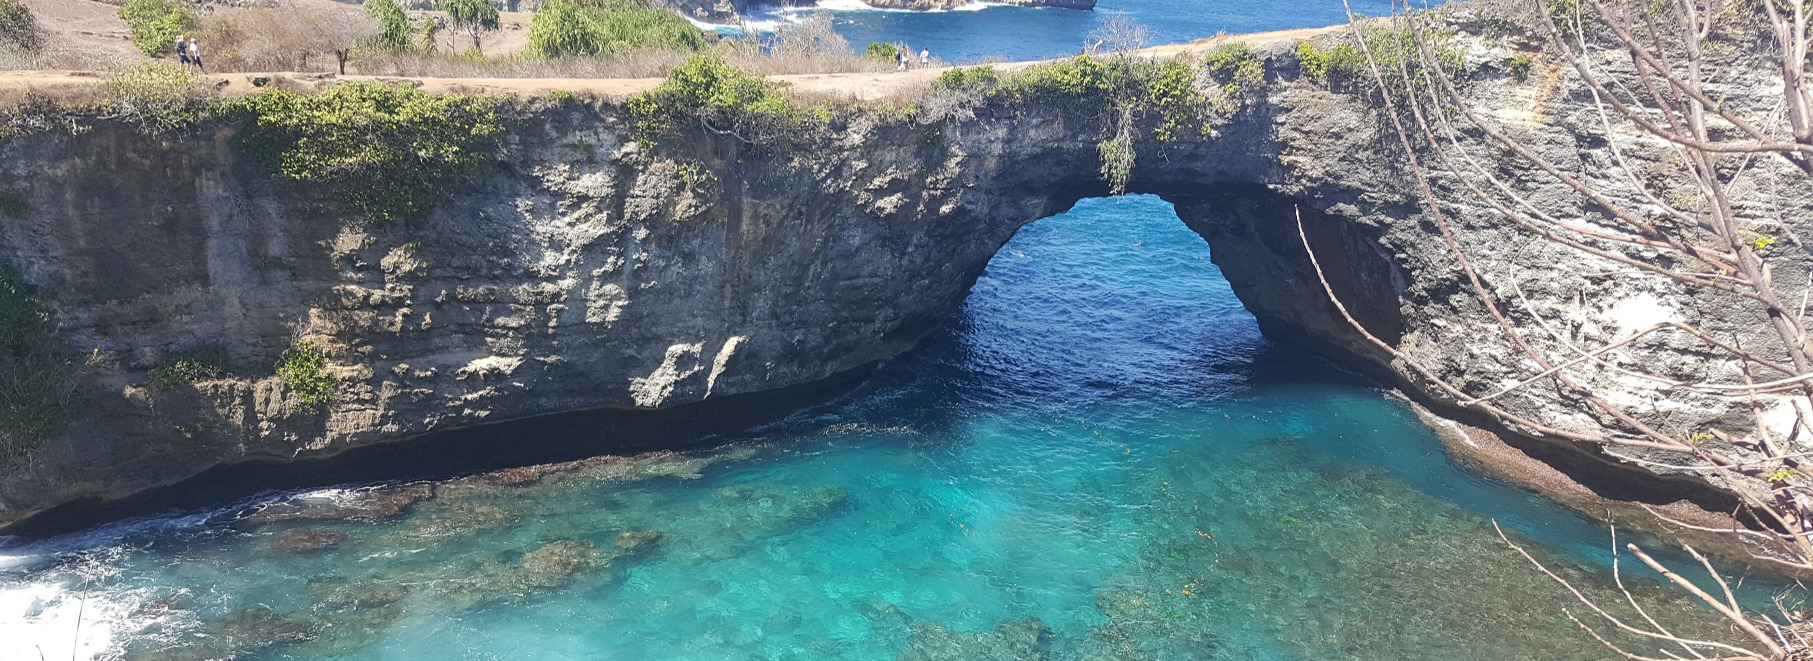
[1,7,1805,535]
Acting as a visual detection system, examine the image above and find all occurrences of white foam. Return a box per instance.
[0,567,171,661]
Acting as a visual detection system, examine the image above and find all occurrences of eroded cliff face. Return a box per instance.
[0,94,1291,529]
[1,15,1805,533]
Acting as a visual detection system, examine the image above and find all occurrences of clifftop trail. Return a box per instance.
[0,25,1343,101]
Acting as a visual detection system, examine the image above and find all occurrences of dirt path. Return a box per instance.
[0,24,1344,102]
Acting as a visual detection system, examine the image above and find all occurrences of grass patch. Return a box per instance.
[0,265,71,459]
[275,340,338,413]
[145,344,230,390]
[223,81,506,224]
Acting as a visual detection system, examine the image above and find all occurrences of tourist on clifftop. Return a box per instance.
[187,38,204,73]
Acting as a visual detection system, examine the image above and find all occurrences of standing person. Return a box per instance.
[186,38,204,73]
[896,46,907,71]
[919,48,930,68]
[175,36,189,68]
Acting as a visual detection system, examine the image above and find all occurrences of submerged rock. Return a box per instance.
[236,484,434,527]
[516,532,663,589]
[126,606,313,661]
[386,531,666,611]
[308,577,412,611]
[896,618,1053,661]
[662,484,849,561]
[398,502,514,541]
[520,539,605,589]
[461,450,725,490]
[270,528,349,553]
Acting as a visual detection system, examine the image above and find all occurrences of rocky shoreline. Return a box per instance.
[2,6,1807,573]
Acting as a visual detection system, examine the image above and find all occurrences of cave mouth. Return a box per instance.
[938,194,1274,407]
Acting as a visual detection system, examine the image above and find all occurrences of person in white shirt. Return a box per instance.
[187,38,204,73]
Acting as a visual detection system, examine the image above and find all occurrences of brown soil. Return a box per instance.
[19,0,139,59]
[0,24,1344,100]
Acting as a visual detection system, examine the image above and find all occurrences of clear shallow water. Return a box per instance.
[741,0,1403,63]
[0,197,1759,660]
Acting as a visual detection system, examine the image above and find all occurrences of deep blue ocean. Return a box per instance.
[756,0,1401,63]
[0,4,1768,659]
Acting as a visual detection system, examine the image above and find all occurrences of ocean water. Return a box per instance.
[739,0,1404,63]
[0,197,1767,660]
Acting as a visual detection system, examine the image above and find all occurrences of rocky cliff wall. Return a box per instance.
[2,11,1805,535]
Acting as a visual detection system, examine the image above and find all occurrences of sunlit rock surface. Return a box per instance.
[0,5,1807,537]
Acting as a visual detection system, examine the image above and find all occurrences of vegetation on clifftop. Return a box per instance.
[1294,19,1463,101]
[527,0,706,58]
[629,54,829,148]
[118,0,199,58]
[0,0,41,53]
[224,82,507,224]
[931,45,1252,194]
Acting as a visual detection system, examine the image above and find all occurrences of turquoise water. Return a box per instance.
[0,198,1755,660]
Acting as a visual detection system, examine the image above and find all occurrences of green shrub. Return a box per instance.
[0,0,42,53]
[1295,40,1365,83]
[931,55,1222,190]
[1508,53,1534,81]
[276,340,339,412]
[526,0,705,58]
[118,0,198,58]
[628,54,823,147]
[1204,42,1264,98]
[145,344,230,390]
[933,65,1000,94]
[224,82,506,224]
[104,61,208,131]
[1145,59,1213,142]
[993,55,1131,115]
[1295,23,1461,101]
[0,265,71,459]
[866,42,899,61]
[365,0,413,52]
